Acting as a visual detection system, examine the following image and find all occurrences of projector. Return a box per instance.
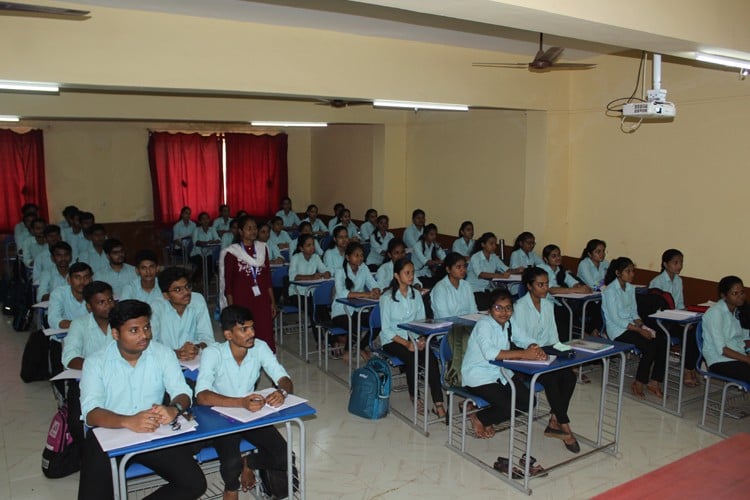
[622,101,676,119]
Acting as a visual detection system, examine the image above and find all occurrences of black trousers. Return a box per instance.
[466,377,531,427]
[664,323,699,371]
[553,303,572,342]
[616,330,668,384]
[78,431,207,500]
[535,368,577,424]
[383,341,444,404]
[710,360,750,384]
[213,426,287,492]
[332,313,372,351]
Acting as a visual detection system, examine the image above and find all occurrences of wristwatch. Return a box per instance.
[278,388,288,398]
[171,401,185,416]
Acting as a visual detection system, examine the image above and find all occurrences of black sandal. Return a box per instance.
[520,454,548,477]
[493,457,523,479]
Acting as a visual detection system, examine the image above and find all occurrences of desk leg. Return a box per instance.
[346,314,353,385]
[201,252,209,299]
[296,294,304,358]
[580,299,599,338]
[304,290,312,362]
[677,324,690,415]
[597,358,608,446]
[560,298,574,341]
[656,321,671,408]
[355,309,363,370]
[117,453,136,500]
[524,373,540,493]
[110,457,120,500]
[412,337,419,427]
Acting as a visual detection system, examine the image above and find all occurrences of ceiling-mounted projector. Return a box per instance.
[623,55,677,119]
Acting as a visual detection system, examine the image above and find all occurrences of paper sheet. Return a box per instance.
[211,388,308,424]
[406,320,452,330]
[179,352,201,372]
[93,416,198,452]
[43,328,68,337]
[50,369,82,381]
[650,309,701,321]
[32,301,49,309]
[503,355,557,366]
[458,313,488,322]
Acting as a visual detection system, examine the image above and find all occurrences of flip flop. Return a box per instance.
[544,425,570,440]
[493,457,523,479]
[520,454,549,477]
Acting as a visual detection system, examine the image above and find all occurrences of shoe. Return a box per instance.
[493,457,523,479]
[564,437,581,454]
[544,425,570,440]
[520,454,548,477]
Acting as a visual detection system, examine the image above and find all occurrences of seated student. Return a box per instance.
[32,223,63,284]
[302,203,327,236]
[430,252,478,319]
[375,238,423,291]
[451,221,475,258]
[359,209,378,241]
[37,241,72,302]
[190,211,221,289]
[402,209,426,250]
[48,262,93,329]
[196,305,294,500]
[511,266,580,453]
[58,205,78,231]
[78,299,207,500]
[21,217,47,268]
[212,204,232,237]
[257,223,285,264]
[337,208,359,240]
[276,196,301,230]
[13,203,38,251]
[539,244,592,341]
[151,266,214,361]
[77,224,109,272]
[509,231,544,269]
[120,249,162,304]
[467,232,513,311]
[411,223,446,289]
[288,234,331,313]
[96,239,138,297]
[220,218,239,250]
[62,209,87,255]
[601,257,667,399]
[701,276,750,383]
[367,215,394,271]
[268,216,293,253]
[461,288,542,439]
[290,221,324,257]
[172,206,196,248]
[576,239,609,290]
[63,281,115,370]
[323,226,349,277]
[326,202,346,233]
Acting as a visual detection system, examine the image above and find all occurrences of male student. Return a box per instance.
[76,211,96,254]
[59,205,78,230]
[32,224,63,284]
[78,299,207,500]
[196,305,293,500]
[120,249,162,304]
[61,208,86,253]
[95,239,137,296]
[77,223,108,272]
[37,241,72,302]
[47,262,93,329]
[20,217,47,267]
[151,266,214,361]
[13,203,38,250]
[213,204,232,237]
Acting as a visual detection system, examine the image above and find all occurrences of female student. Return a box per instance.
[411,223,446,289]
[290,221,324,257]
[323,226,349,277]
[268,216,292,251]
[190,212,221,289]
[649,249,699,386]
[375,238,422,290]
[540,244,592,341]
[212,204,232,237]
[402,209,426,249]
[220,219,239,250]
[172,206,195,247]
[276,196,301,229]
[367,215,394,270]
[338,208,359,240]
[327,203,346,233]
[379,258,445,418]
[359,209,378,241]
[332,242,381,361]
[467,232,512,311]
[257,223,285,264]
[511,267,580,453]
[509,231,544,269]
[577,239,609,290]
[451,221,475,257]
[222,215,277,352]
[302,204,328,236]
[701,275,750,383]
[430,252,478,319]
[288,234,331,326]
[601,257,667,398]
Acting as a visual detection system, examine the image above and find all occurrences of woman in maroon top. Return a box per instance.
[222,215,277,352]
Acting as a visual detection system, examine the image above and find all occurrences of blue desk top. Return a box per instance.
[289,279,333,287]
[648,312,703,325]
[335,298,379,309]
[491,339,633,375]
[397,316,477,336]
[106,403,316,458]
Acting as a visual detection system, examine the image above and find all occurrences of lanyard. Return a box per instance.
[243,244,260,283]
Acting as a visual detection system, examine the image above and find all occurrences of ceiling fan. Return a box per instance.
[0,1,90,18]
[473,33,596,71]
[314,98,370,108]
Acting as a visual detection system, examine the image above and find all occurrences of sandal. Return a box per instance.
[647,382,664,398]
[493,457,523,479]
[520,454,548,477]
[631,381,645,399]
[240,458,256,492]
[544,425,570,440]
[432,402,447,420]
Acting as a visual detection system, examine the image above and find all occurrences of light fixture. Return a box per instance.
[0,80,59,93]
[0,115,20,122]
[695,52,750,70]
[250,121,327,127]
[373,99,469,111]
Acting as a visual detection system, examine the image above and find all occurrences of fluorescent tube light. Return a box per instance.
[696,53,750,70]
[0,115,20,122]
[0,80,59,93]
[251,121,327,127]
[373,99,469,111]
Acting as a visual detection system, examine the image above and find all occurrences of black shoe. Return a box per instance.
[564,438,581,454]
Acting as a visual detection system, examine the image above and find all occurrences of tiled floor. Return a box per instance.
[1,316,747,499]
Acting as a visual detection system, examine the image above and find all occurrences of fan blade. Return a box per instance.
[473,62,529,68]
[0,2,89,17]
[540,47,564,63]
[548,63,597,69]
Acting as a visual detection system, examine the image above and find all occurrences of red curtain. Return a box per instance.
[148,132,222,224]
[225,133,288,219]
[0,129,48,234]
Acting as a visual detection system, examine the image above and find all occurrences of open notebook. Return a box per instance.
[211,387,308,424]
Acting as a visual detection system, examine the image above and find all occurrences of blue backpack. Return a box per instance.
[348,358,391,419]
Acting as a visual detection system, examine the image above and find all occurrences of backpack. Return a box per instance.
[444,323,475,387]
[20,329,50,382]
[41,403,81,478]
[348,357,391,419]
[257,455,299,499]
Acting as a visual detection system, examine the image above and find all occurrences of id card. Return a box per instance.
[252,285,261,297]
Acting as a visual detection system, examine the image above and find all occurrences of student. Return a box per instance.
[577,239,609,290]
[367,215,394,270]
[32,223,63,283]
[509,231,544,269]
[451,220,475,258]
[359,208,378,241]
[461,288,541,439]
[75,211,97,255]
[430,252,478,319]
[96,239,138,296]
[337,208,359,240]
[47,262,93,329]
[62,281,115,370]
[13,203,38,250]
[220,218,239,250]
[59,205,78,230]
[172,206,196,246]
[212,204,232,237]
[120,249,162,304]
[379,259,445,417]
[302,204,327,236]
[701,276,750,383]
[540,244,593,341]
[37,241,72,302]
[326,202,346,233]
[257,222,285,264]
[375,238,422,291]
[331,242,380,360]
[20,217,47,267]
[402,209,426,249]
[62,209,86,254]
[290,221,324,257]
[77,224,109,272]
[511,267,580,453]
[189,211,221,289]
[268,216,292,252]
[196,305,294,500]
[323,226,349,277]
[151,266,215,361]
[78,299,207,500]
[467,232,512,310]
[276,196,301,230]
[288,234,331,299]
[411,223,446,288]
[601,257,667,399]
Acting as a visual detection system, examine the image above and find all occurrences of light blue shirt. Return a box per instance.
[62,313,113,367]
[341,222,359,239]
[96,264,138,296]
[332,264,379,318]
[150,293,215,349]
[649,271,684,309]
[327,217,340,233]
[266,241,283,261]
[359,221,376,241]
[290,237,323,257]
[379,287,425,345]
[21,238,46,266]
[402,224,423,249]
[367,231,394,267]
[375,261,423,291]
[173,220,196,241]
[32,245,54,283]
[62,228,86,256]
[276,210,301,228]
[511,292,560,348]
[302,218,327,234]
[80,340,192,424]
[196,340,289,398]
[451,238,475,257]
[14,222,31,250]
[577,257,609,290]
[461,316,512,387]
[220,232,235,250]
[701,299,749,367]
[212,217,232,233]
[288,253,328,296]
[411,242,446,278]
[509,249,543,269]
[48,285,88,328]
[601,281,639,339]
[324,248,345,277]
[78,248,109,273]
[467,251,509,293]
[37,269,68,302]
[268,229,292,250]
[191,226,220,257]
[120,278,162,304]
[430,276,478,319]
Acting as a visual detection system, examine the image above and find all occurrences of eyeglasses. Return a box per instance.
[492,304,513,313]
[168,284,192,294]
